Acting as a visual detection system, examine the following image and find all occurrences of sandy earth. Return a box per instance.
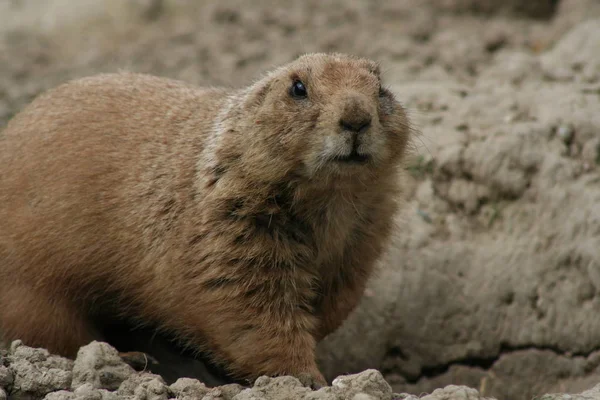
[1,1,600,399]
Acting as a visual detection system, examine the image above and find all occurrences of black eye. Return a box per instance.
[290,80,307,99]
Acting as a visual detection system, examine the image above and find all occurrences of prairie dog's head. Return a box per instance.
[213,53,410,185]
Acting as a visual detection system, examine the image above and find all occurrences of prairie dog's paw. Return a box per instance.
[296,371,327,390]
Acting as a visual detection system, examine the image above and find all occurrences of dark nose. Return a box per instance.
[339,97,372,134]
[339,116,371,133]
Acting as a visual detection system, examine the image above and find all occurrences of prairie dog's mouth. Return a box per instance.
[332,150,370,164]
[320,134,374,168]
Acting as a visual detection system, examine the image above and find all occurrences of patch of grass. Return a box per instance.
[406,155,434,179]
[488,203,501,228]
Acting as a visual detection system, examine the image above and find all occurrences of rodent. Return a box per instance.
[0,53,410,387]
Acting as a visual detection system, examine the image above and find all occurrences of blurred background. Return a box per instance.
[1,1,599,399]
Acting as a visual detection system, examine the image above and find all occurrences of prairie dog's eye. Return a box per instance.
[290,80,308,99]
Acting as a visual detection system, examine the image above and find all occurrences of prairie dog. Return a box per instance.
[0,53,410,386]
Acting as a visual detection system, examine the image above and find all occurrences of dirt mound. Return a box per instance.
[1,1,600,399]
[0,341,402,400]
[4,341,599,400]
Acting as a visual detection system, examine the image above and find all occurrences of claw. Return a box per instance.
[119,351,159,371]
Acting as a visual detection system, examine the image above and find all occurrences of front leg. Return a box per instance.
[174,271,326,387]
[316,226,389,341]
[317,272,368,341]
[216,300,325,386]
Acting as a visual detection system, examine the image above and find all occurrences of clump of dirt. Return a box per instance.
[1,1,600,399]
[0,341,403,400]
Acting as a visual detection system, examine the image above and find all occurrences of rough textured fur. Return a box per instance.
[0,53,410,386]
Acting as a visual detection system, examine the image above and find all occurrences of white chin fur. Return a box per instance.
[303,133,388,177]
[322,134,385,159]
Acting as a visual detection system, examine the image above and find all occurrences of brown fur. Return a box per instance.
[0,53,410,385]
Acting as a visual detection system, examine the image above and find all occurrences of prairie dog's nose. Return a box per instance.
[339,96,372,134]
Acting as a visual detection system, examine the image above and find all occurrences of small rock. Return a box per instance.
[117,372,170,400]
[332,370,392,400]
[253,375,272,388]
[202,385,244,400]
[71,342,135,391]
[11,341,50,363]
[392,394,419,400]
[9,341,73,370]
[353,394,377,400]
[305,386,338,400]
[216,383,244,399]
[9,340,24,354]
[44,390,76,400]
[422,385,485,400]
[169,377,209,399]
[74,383,121,400]
[9,342,73,399]
[233,375,311,400]
[0,388,6,400]
[0,365,13,388]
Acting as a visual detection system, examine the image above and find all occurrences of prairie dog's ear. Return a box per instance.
[365,61,381,78]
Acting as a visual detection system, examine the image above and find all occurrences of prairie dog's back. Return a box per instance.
[0,73,227,287]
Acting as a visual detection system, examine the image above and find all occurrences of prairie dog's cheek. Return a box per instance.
[305,133,327,161]
[323,135,338,155]
[371,137,391,164]
[300,134,328,176]
[362,127,388,159]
